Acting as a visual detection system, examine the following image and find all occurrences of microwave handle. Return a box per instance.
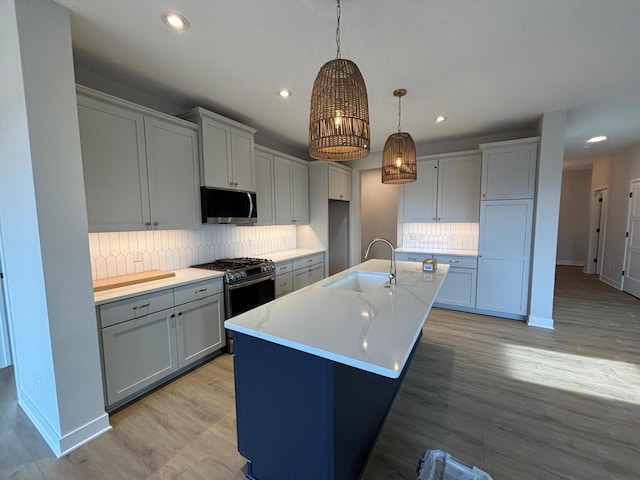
[247,192,254,218]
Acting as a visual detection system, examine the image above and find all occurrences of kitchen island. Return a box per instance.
[225,259,448,480]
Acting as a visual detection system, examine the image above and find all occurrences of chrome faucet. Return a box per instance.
[364,238,396,285]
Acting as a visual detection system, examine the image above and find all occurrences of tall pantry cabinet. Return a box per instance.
[476,138,539,317]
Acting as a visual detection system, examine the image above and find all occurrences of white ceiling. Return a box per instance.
[56,0,640,163]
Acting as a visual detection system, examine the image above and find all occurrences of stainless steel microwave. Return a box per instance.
[200,187,257,225]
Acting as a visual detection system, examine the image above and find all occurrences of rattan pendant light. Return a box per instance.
[382,89,417,184]
[309,0,370,161]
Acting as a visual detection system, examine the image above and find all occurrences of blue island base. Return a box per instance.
[233,331,422,480]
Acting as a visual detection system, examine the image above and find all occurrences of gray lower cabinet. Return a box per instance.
[175,294,224,367]
[396,253,478,309]
[292,254,325,291]
[98,279,224,410]
[101,308,177,407]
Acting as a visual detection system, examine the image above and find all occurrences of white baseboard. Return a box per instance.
[527,315,555,330]
[600,274,622,290]
[18,387,111,458]
[556,260,585,266]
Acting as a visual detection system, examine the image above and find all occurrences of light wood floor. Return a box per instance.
[1,267,639,479]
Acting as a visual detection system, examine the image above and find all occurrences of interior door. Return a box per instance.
[623,180,640,298]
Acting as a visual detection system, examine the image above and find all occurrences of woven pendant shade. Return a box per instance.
[382,132,417,184]
[309,58,370,161]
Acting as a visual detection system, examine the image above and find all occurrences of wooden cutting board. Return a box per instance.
[93,270,176,292]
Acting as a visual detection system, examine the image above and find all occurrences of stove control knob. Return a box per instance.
[228,273,235,282]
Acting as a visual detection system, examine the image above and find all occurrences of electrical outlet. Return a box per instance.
[133,250,143,262]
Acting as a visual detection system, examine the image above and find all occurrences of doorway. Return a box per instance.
[585,188,608,275]
[360,168,398,261]
[622,179,640,298]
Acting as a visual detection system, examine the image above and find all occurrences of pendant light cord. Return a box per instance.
[336,0,341,59]
[398,95,402,133]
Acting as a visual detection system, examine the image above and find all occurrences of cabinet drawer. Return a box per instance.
[432,255,478,269]
[100,289,175,328]
[293,253,323,270]
[275,272,293,297]
[396,253,431,262]
[275,260,293,275]
[174,278,223,306]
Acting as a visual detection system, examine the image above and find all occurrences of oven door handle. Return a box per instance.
[227,273,274,290]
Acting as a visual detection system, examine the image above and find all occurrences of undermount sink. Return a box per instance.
[324,270,390,293]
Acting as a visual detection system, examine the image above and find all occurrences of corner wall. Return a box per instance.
[0,0,109,457]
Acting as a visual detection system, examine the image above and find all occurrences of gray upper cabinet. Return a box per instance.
[274,155,309,225]
[400,151,480,223]
[77,86,200,232]
[254,148,276,225]
[480,138,538,200]
[328,164,352,201]
[181,107,257,192]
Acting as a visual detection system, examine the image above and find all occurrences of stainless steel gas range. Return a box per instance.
[191,257,275,353]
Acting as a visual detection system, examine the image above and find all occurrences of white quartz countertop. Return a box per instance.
[267,248,325,263]
[94,268,224,305]
[225,259,448,379]
[396,247,478,257]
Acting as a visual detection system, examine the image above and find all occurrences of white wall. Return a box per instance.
[529,110,567,329]
[557,169,592,265]
[0,0,109,456]
[360,168,398,261]
[600,144,640,288]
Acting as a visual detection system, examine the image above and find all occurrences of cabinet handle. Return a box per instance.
[132,302,150,310]
[170,313,175,318]
[178,312,182,316]
[292,219,297,223]
[195,288,207,293]
[280,282,288,287]
[144,222,151,227]
[482,193,486,198]
[449,260,459,264]
[437,218,441,221]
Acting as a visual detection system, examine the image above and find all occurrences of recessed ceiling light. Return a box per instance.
[161,11,189,31]
[587,135,607,143]
[278,89,291,98]
[435,115,447,123]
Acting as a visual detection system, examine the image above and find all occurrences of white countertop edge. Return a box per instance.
[94,268,224,305]
[229,324,420,379]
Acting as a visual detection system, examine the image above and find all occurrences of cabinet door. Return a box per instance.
[437,153,481,222]
[293,267,310,291]
[78,96,150,232]
[435,268,477,308]
[339,171,352,202]
[274,156,293,224]
[175,293,224,369]
[255,150,275,225]
[476,199,533,315]
[328,166,351,201]
[231,128,256,192]
[400,160,438,222]
[308,264,324,285]
[101,308,177,407]
[481,142,537,200]
[275,272,293,297]
[201,118,232,189]
[292,161,309,224]
[328,166,342,200]
[144,117,200,230]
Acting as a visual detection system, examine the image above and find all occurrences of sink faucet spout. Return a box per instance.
[364,238,396,284]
